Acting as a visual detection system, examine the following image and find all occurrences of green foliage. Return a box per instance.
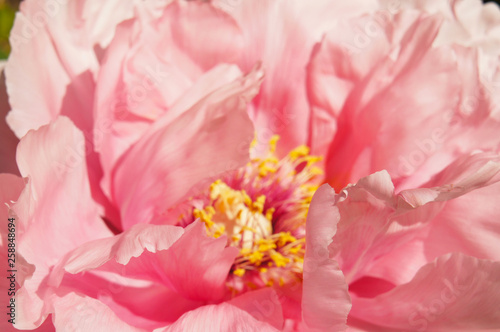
[0,2,16,59]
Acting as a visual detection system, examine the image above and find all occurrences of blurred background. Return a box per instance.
[0,0,499,59]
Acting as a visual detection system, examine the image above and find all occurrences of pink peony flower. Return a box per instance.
[1,0,500,331]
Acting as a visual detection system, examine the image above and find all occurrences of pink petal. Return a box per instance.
[396,152,500,216]
[100,0,243,123]
[5,0,167,145]
[161,303,279,332]
[47,223,205,329]
[96,20,244,200]
[12,117,112,329]
[5,0,136,232]
[0,174,33,288]
[397,153,500,268]
[161,222,238,302]
[303,184,351,331]
[347,153,500,286]
[166,1,243,72]
[113,67,263,229]
[53,222,237,302]
[93,0,245,188]
[219,0,380,153]
[51,223,184,280]
[95,281,201,330]
[0,174,33,331]
[46,222,238,325]
[5,0,135,138]
[52,293,145,332]
[15,116,113,266]
[228,288,284,329]
[350,253,500,330]
[425,181,500,262]
[307,12,391,157]
[322,13,462,190]
[0,173,24,232]
[329,171,396,282]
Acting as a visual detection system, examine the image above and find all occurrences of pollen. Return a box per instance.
[265,207,275,221]
[277,232,297,247]
[270,251,290,267]
[233,268,246,277]
[257,239,277,252]
[251,195,266,214]
[269,135,280,153]
[248,251,264,264]
[181,134,323,294]
[289,145,310,161]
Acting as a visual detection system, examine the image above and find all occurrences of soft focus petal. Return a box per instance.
[161,222,238,302]
[228,288,284,330]
[14,116,112,268]
[12,117,112,328]
[94,0,246,194]
[6,0,135,137]
[113,67,263,229]
[320,12,462,190]
[398,152,500,209]
[350,253,500,331]
[161,303,279,332]
[0,174,30,331]
[46,222,238,326]
[46,223,203,329]
[424,180,500,263]
[329,171,396,282]
[96,40,244,200]
[216,0,380,154]
[5,0,134,138]
[307,11,391,157]
[0,174,24,248]
[51,224,184,280]
[347,153,500,287]
[52,293,144,332]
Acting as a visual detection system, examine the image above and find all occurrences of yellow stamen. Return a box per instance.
[269,135,280,153]
[289,145,310,161]
[214,226,225,238]
[182,134,324,292]
[248,251,264,264]
[270,251,290,267]
[289,245,302,254]
[258,163,277,177]
[233,268,246,277]
[251,195,266,214]
[240,248,251,255]
[265,207,275,221]
[257,239,277,252]
[277,232,297,247]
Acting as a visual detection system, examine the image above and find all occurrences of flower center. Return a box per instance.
[179,136,323,293]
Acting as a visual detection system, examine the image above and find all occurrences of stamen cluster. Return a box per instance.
[180,136,323,293]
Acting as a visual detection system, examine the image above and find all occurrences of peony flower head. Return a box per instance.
[1,0,500,331]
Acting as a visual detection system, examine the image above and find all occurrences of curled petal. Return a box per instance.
[303,184,351,331]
